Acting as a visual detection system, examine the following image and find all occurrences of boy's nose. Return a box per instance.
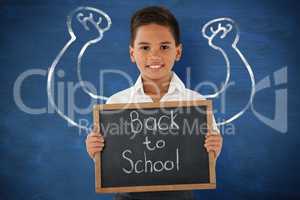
[148,55,163,64]
[149,49,162,60]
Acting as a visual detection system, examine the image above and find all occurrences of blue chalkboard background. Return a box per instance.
[1,0,299,199]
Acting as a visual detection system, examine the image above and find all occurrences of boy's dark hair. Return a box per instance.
[130,6,181,46]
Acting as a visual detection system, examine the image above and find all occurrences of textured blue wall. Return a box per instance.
[0,0,299,199]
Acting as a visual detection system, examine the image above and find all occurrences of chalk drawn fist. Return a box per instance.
[67,7,112,43]
[202,18,238,49]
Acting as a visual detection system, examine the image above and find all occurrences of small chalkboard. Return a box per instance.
[93,100,216,193]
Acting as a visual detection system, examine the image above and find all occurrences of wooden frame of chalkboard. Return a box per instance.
[93,100,216,193]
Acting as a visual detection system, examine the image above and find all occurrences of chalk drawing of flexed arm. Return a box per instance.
[47,7,112,131]
[202,18,256,126]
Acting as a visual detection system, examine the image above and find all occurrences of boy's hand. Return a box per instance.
[85,130,105,160]
[204,132,223,160]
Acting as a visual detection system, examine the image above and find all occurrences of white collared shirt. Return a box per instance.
[106,72,219,131]
[106,72,206,103]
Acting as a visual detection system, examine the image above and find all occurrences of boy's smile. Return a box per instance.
[130,23,182,82]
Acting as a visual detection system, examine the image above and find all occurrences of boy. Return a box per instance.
[86,6,222,200]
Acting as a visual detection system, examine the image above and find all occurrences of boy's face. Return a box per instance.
[130,23,182,82]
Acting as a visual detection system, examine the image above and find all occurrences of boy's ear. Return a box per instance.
[129,45,135,63]
[175,43,183,61]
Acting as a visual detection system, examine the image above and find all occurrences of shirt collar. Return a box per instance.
[133,71,186,95]
[133,75,144,94]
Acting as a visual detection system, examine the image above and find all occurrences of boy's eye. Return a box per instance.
[140,46,150,51]
[161,45,170,50]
